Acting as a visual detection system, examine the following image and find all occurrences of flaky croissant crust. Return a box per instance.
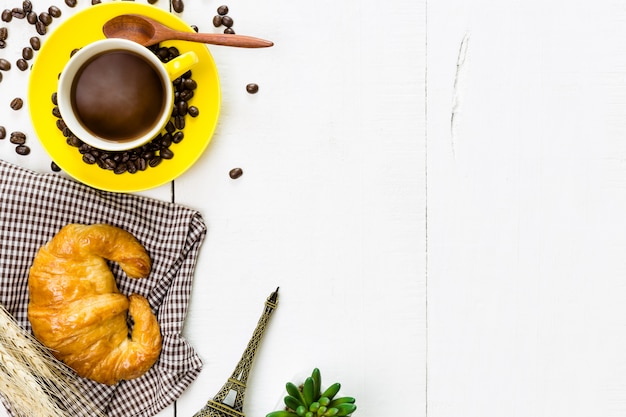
[28,223,162,385]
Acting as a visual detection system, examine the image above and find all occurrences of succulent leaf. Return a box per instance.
[303,377,315,407]
[311,368,322,398]
[320,383,341,401]
[335,403,357,417]
[285,395,303,411]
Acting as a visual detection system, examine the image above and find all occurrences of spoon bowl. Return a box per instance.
[103,14,274,48]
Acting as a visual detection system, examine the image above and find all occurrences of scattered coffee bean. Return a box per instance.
[222,15,233,28]
[0,27,7,41]
[0,72,2,82]
[35,20,46,35]
[52,106,61,118]
[0,58,10,70]
[26,11,37,24]
[191,25,198,32]
[51,161,61,172]
[39,12,52,26]
[147,0,158,4]
[91,0,101,5]
[48,5,61,18]
[16,58,28,71]
[0,126,5,139]
[65,0,77,7]
[10,98,23,110]
[217,5,229,15]
[0,40,5,49]
[22,47,33,60]
[229,167,243,179]
[30,36,40,50]
[51,92,57,105]
[15,145,30,155]
[224,27,235,34]
[212,15,222,27]
[11,8,25,19]
[10,132,25,144]
[246,83,259,94]
[22,1,32,13]
[10,131,26,143]
[1,9,11,22]
[172,0,184,13]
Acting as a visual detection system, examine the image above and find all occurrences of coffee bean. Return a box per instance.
[224,27,235,35]
[229,167,243,179]
[91,0,101,5]
[10,98,23,110]
[39,12,52,26]
[15,145,30,155]
[10,131,25,142]
[51,161,61,172]
[16,58,28,71]
[0,126,5,139]
[161,147,174,160]
[65,0,77,7]
[0,58,11,70]
[222,15,233,28]
[188,106,199,117]
[172,0,184,13]
[11,8,25,19]
[212,15,222,27]
[147,0,158,4]
[1,9,11,22]
[10,132,25,144]
[0,27,7,41]
[0,40,5,49]
[48,6,61,18]
[183,78,197,90]
[52,106,61,118]
[217,5,229,15]
[51,92,57,105]
[26,11,37,24]
[114,162,128,175]
[174,115,185,130]
[246,83,259,94]
[35,21,46,35]
[172,131,184,143]
[82,153,96,164]
[177,100,188,116]
[22,1,32,13]
[149,155,162,167]
[22,47,33,60]
[30,36,40,50]
[136,157,147,171]
[191,25,198,32]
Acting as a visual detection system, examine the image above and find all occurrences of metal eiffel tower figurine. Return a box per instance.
[193,287,279,417]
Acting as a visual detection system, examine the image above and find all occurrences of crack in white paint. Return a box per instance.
[451,32,470,158]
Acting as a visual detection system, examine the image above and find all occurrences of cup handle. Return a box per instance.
[163,51,199,80]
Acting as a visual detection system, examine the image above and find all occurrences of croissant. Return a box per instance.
[27,223,162,385]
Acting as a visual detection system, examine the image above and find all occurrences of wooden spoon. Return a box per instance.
[103,14,274,48]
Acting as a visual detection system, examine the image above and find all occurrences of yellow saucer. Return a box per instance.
[28,3,220,193]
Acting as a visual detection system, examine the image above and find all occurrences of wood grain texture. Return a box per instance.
[428,1,626,416]
[0,0,425,416]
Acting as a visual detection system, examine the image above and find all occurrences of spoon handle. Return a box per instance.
[174,32,274,48]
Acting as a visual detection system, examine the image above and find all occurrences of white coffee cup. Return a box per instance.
[57,38,198,152]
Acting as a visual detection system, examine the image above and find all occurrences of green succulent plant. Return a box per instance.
[266,368,357,417]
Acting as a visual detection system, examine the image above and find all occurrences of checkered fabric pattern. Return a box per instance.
[0,159,206,417]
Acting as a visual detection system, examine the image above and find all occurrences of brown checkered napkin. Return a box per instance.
[0,159,206,417]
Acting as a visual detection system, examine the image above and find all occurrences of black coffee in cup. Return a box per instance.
[70,50,166,142]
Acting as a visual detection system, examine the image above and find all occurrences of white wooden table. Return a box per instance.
[0,0,423,416]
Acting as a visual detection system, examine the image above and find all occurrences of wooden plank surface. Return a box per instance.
[0,0,425,416]
[428,1,626,416]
